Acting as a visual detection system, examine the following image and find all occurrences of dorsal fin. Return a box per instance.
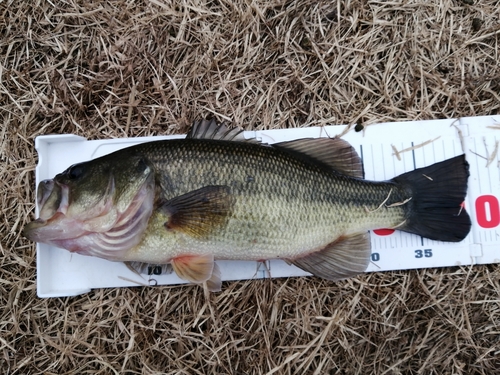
[273,138,364,178]
[187,119,248,142]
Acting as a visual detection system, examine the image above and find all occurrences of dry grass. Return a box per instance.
[1,0,500,373]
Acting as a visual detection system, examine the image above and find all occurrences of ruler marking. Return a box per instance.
[410,142,425,246]
[487,139,493,193]
[371,143,375,180]
[411,142,416,169]
[381,143,387,180]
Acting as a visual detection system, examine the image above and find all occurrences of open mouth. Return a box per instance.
[23,173,155,260]
[23,179,84,243]
[37,179,69,220]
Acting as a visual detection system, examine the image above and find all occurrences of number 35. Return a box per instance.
[415,249,433,258]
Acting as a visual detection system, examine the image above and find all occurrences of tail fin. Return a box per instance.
[393,155,471,242]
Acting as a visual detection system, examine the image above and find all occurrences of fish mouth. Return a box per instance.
[23,173,155,260]
[22,217,49,240]
[37,179,69,220]
[23,179,81,243]
[37,179,55,214]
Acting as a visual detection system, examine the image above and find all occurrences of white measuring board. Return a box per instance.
[33,116,500,297]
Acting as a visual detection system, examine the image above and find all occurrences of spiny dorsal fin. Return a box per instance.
[290,232,371,281]
[273,138,364,178]
[187,119,248,142]
[159,185,234,238]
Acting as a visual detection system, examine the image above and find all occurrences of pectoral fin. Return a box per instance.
[171,254,215,283]
[159,185,233,238]
[290,232,371,281]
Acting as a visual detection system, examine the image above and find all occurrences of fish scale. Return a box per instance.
[125,139,407,262]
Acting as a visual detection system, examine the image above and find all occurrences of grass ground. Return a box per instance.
[1,0,499,373]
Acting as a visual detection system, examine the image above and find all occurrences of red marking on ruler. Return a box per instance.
[373,229,395,236]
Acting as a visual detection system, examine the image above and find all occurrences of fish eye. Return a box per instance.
[66,164,85,180]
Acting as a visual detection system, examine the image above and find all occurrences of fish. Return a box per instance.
[23,119,471,291]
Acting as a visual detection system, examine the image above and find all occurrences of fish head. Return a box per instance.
[23,153,156,259]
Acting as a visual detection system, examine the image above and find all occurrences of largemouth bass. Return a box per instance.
[24,120,471,291]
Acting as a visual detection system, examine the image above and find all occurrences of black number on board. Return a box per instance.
[415,249,433,258]
[371,253,380,262]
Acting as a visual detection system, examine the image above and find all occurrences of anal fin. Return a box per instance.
[290,232,371,281]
